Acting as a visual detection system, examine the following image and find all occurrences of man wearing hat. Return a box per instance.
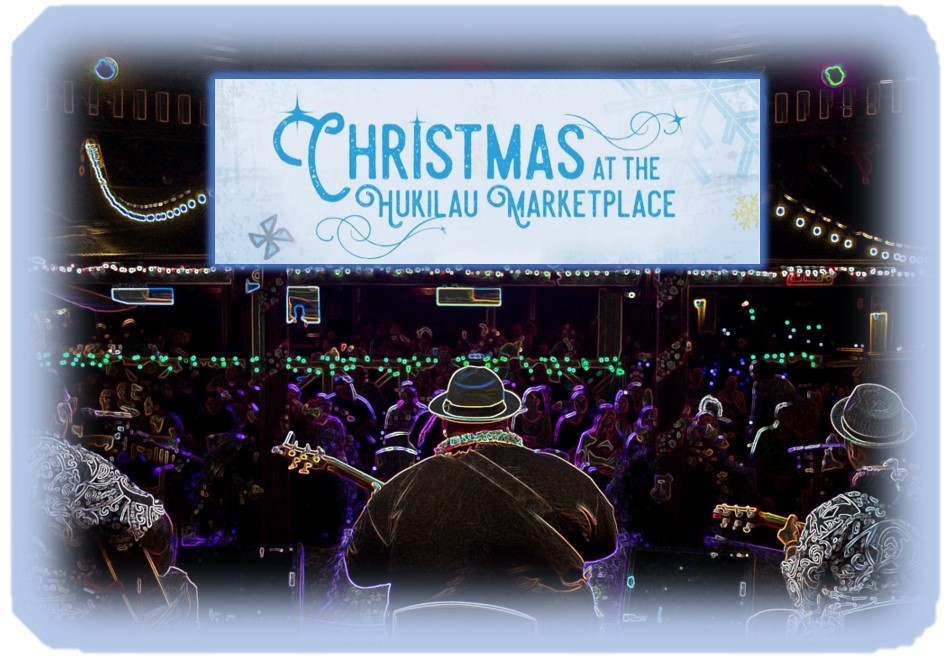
[777,383,919,638]
[344,366,617,637]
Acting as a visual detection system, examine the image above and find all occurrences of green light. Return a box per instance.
[822,64,846,88]
[748,309,755,314]
[784,320,790,326]
[816,324,822,330]
[791,328,797,333]
[750,354,757,360]
[806,325,812,331]
[750,316,756,321]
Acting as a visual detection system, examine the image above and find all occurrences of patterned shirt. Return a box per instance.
[29,435,166,621]
[780,466,919,636]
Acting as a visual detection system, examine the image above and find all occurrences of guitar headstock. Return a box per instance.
[271,432,327,474]
[712,503,761,534]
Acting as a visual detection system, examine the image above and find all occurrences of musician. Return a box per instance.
[27,371,197,630]
[345,366,618,637]
[777,383,919,637]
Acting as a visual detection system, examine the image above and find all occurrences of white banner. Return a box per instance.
[213,77,762,265]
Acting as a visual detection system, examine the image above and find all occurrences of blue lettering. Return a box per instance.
[557,124,584,179]
[526,126,553,179]
[426,125,452,179]
[454,124,482,178]
[381,124,407,179]
[349,124,376,180]
[486,125,521,179]
[273,110,348,202]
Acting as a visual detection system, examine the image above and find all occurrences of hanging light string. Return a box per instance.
[774,192,924,264]
[83,139,209,223]
[30,261,920,282]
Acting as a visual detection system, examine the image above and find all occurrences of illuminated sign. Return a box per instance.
[213,76,762,266]
[286,286,321,325]
[110,287,175,306]
[436,287,502,307]
[785,272,835,286]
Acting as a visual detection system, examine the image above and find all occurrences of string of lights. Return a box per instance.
[83,139,209,223]
[31,262,921,282]
[774,192,924,264]
[39,350,632,381]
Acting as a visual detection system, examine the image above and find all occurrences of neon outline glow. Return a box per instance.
[83,140,208,223]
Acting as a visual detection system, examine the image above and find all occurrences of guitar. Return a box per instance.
[272,431,383,492]
[712,503,804,534]
[94,535,178,626]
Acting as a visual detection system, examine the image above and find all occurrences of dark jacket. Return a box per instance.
[345,439,617,629]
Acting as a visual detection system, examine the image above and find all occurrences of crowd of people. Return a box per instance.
[28,305,922,643]
[33,310,885,552]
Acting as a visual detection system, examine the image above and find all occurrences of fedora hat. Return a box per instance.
[428,366,522,424]
[830,383,916,448]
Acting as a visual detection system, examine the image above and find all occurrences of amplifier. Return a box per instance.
[177,544,304,629]
[619,547,758,632]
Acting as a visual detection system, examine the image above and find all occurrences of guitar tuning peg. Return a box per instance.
[719,518,729,528]
[743,523,753,534]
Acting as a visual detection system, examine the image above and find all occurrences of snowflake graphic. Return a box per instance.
[249,215,294,260]
[732,194,759,229]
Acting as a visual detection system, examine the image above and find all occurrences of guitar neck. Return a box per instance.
[318,453,383,492]
[753,510,791,529]
[273,435,383,491]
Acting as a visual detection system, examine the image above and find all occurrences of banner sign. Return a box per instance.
[212,76,762,266]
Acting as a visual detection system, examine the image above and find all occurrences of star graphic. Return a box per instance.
[249,215,294,260]
[670,108,686,131]
[283,95,312,129]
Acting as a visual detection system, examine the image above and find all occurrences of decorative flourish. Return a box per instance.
[315,215,445,261]
[249,215,294,260]
[486,186,530,228]
[732,193,760,230]
[565,109,684,152]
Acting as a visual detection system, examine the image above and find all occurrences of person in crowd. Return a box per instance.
[328,373,378,471]
[290,394,359,547]
[750,402,801,513]
[554,385,595,461]
[574,404,623,491]
[383,380,428,436]
[511,385,554,451]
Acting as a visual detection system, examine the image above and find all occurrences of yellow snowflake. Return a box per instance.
[732,194,760,229]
